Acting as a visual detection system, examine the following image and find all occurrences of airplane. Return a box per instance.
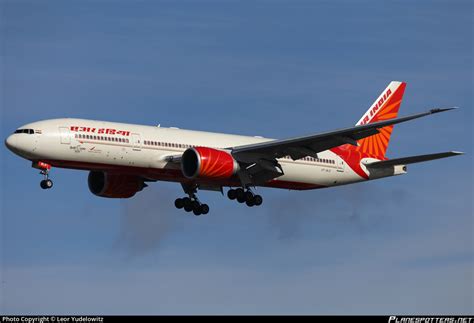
[5,81,463,215]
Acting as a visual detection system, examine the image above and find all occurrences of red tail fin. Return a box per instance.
[354,81,406,158]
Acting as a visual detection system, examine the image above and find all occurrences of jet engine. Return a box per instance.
[88,171,146,198]
[181,147,239,180]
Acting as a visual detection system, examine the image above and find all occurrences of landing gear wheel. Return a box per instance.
[183,197,192,207]
[183,197,193,212]
[174,198,184,209]
[227,189,237,200]
[191,200,201,211]
[200,204,209,215]
[245,191,254,203]
[246,199,255,207]
[193,207,202,216]
[253,195,263,206]
[235,188,245,202]
[40,179,53,189]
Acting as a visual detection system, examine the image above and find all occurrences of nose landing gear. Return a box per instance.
[33,161,53,190]
[227,188,263,207]
[40,178,53,189]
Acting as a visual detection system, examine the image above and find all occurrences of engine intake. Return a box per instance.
[88,171,146,198]
[181,147,239,179]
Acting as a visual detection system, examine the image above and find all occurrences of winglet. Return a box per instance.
[430,107,459,114]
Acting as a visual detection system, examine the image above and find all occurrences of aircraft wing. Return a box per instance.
[230,108,455,163]
[366,151,463,168]
[162,107,457,186]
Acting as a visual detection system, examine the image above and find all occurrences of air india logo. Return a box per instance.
[359,88,392,125]
[70,126,131,136]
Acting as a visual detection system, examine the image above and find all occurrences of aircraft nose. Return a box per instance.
[5,134,17,152]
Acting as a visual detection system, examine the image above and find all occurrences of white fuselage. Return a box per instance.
[5,118,400,190]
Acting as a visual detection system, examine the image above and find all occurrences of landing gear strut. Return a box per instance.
[227,188,263,207]
[174,185,209,216]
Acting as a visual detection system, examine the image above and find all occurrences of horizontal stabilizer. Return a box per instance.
[367,151,463,168]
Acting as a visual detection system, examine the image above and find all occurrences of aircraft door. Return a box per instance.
[59,127,71,144]
[337,159,344,172]
[131,133,141,151]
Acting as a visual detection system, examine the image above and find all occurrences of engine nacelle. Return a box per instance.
[181,147,239,180]
[88,171,146,198]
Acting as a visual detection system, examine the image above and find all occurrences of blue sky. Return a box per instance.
[1,0,472,314]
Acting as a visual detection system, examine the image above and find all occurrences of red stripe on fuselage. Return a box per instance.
[40,159,326,191]
[330,145,388,180]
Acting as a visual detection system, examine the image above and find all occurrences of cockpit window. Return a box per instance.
[14,129,34,134]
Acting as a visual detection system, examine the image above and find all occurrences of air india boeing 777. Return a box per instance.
[5,81,462,215]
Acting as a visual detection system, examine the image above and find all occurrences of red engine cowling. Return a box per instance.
[181,147,239,180]
[88,171,146,198]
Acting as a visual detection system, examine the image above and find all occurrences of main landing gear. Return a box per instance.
[174,189,209,216]
[227,188,263,207]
